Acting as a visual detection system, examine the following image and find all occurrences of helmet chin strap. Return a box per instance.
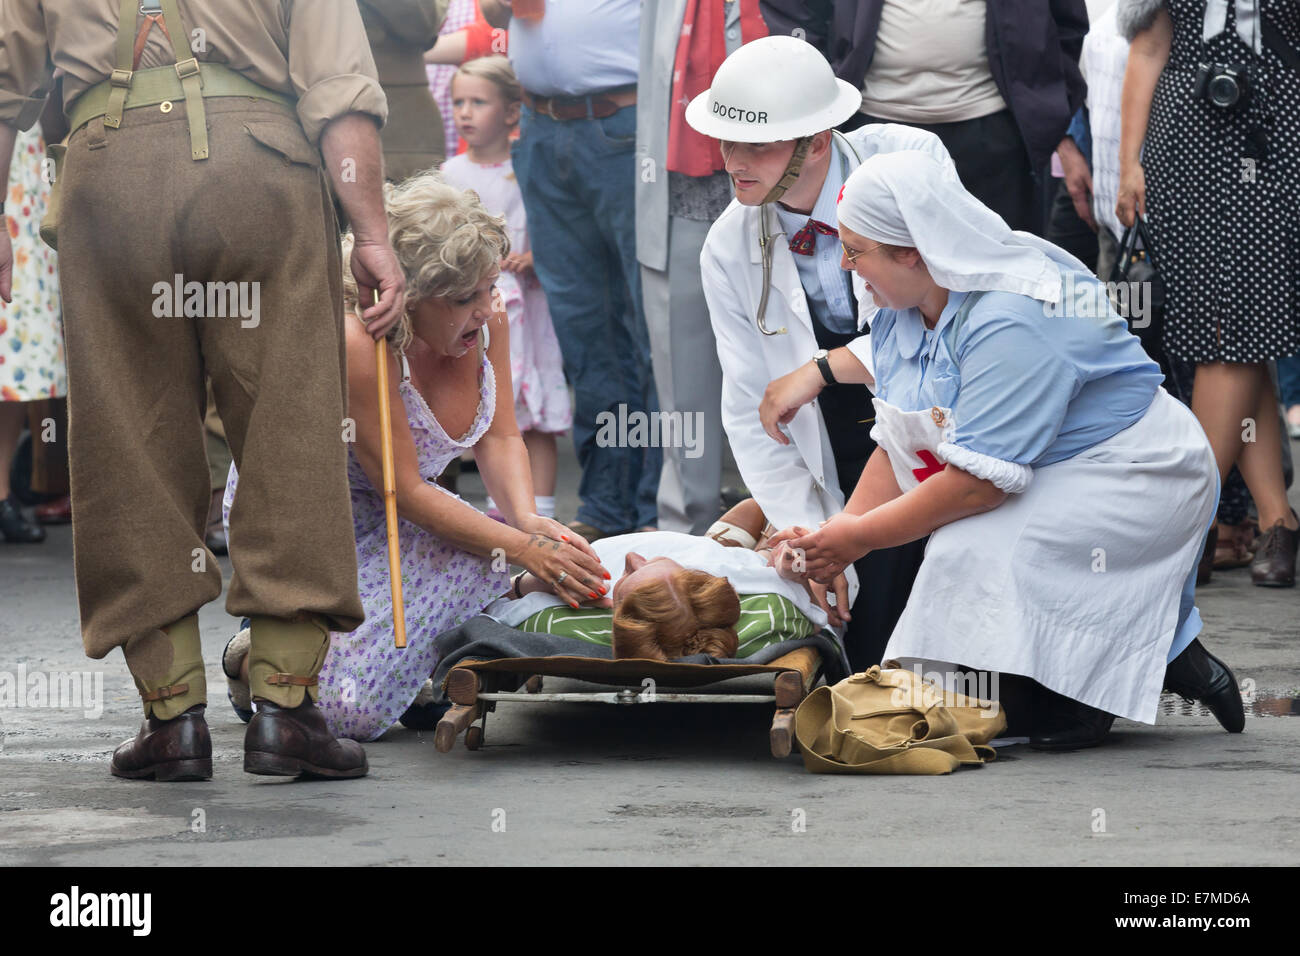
[760,136,814,205]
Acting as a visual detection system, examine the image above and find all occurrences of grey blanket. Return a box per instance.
[430,614,851,698]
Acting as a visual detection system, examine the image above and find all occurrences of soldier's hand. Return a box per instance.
[350,238,405,340]
[0,231,12,303]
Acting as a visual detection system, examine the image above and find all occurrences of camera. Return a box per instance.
[1192,62,1250,110]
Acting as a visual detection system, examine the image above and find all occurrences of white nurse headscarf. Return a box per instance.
[836,150,1091,306]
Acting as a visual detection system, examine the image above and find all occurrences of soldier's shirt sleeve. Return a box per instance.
[288,0,390,146]
[0,0,54,131]
[358,0,449,48]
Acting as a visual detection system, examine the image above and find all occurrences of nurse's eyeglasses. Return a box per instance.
[840,240,885,263]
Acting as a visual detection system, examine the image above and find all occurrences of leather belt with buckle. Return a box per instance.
[523,85,637,121]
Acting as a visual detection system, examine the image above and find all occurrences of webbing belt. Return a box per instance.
[71,0,296,161]
[68,62,297,143]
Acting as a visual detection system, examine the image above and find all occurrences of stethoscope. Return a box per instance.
[751,130,862,337]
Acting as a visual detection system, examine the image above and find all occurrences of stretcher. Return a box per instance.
[434,645,825,758]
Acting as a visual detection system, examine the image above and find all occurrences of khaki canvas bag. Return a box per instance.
[794,666,1007,774]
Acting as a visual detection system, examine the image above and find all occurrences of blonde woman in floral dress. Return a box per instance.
[223,173,608,741]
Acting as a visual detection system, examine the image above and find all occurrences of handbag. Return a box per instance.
[1109,213,1166,356]
[793,666,1006,774]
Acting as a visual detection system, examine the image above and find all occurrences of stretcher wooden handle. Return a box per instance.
[372,304,407,649]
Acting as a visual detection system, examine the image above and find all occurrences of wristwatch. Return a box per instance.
[812,348,836,385]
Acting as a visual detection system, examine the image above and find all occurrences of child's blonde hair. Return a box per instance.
[452,55,523,111]
[341,171,510,354]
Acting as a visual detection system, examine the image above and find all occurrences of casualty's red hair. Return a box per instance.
[611,570,741,661]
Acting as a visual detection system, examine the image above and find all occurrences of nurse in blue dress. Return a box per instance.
[760,151,1246,749]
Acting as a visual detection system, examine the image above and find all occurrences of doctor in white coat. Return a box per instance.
[689,36,957,668]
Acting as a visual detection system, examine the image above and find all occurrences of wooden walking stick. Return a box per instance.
[369,288,407,649]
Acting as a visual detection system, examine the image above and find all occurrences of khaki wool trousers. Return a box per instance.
[57,97,364,714]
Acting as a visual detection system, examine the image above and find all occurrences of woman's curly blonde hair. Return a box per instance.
[341,171,510,354]
[611,570,742,661]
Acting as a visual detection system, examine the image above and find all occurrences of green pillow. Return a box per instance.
[519,592,817,658]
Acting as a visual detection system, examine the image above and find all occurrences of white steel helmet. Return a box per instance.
[684,35,861,143]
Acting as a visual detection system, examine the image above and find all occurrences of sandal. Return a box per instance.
[223,619,253,723]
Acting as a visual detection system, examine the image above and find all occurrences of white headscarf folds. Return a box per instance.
[836,150,1092,305]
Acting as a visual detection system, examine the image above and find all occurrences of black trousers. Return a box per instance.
[833,454,928,672]
[855,109,1038,234]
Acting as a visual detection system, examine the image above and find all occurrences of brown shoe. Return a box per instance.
[244,697,368,778]
[111,704,213,781]
[1250,511,1299,588]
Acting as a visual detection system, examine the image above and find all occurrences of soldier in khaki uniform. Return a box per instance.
[359,0,449,182]
[0,0,407,781]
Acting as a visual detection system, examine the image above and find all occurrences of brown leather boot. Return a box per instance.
[244,697,368,778]
[111,704,213,781]
[1250,510,1298,588]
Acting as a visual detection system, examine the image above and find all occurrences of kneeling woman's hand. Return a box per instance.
[515,513,601,563]
[512,531,610,609]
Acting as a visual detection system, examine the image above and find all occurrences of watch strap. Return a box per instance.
[814,352,836,386]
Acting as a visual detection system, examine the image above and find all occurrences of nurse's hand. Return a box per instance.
[809,574,851,628]
[760,363,824,444]
[791,513,869,584]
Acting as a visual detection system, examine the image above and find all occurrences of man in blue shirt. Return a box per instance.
[482,0,659,539]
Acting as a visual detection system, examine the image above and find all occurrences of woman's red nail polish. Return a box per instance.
[599,586,607,595]
[603,571,611,580]
[588,591,598,599]
[561,534,570,542]
[570,601,580,609]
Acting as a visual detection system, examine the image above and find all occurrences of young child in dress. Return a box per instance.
[440,55,571,520]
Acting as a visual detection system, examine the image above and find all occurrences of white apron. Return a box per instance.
[873,358,1217,725]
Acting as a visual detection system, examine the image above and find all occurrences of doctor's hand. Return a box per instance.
[759,363,825,445]
[809,573,851,628]
[791,513,869,584]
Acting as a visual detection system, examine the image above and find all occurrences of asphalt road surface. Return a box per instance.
[2,441,1297,866]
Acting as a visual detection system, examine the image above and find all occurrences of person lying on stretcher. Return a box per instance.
[488,499,836,662]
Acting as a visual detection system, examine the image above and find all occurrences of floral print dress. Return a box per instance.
[224,343,509,741]
[0,123,65,402]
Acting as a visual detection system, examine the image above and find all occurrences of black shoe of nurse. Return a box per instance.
[1164,638,1245,734]
[1029,697,1115,751]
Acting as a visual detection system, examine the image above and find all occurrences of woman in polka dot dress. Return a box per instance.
[1119,0,1300,586]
